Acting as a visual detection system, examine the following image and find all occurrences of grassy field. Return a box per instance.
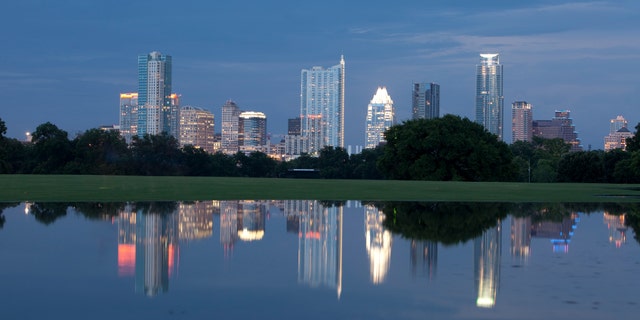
[1,174,640,202]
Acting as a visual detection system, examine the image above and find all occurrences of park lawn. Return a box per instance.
[1,175,640,202]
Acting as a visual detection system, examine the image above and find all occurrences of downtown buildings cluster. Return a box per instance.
[119,51,632,158]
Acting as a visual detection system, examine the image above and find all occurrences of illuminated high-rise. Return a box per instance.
[511,101,532,143]
[412,82,440,120]
[300,56,345,154]
[179,106,215,153]
[137,51,173,137]
[119,92,138,144]
[221,100,241,154]
[238,111,267,152]
[475,54,504,140]
[365,87,395,149]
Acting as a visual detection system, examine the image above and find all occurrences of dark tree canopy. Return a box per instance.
[625,122,640,152]
[378,115,515,181]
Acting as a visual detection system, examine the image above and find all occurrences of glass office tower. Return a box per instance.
[300,56,345,154]
[475,54,504,140]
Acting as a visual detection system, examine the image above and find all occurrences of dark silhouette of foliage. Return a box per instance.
[131,133,184,176]
[69,129,131,175]
[376,201,510,245]
[72,202,126,220]
[378,115,515,181]
[318,146,350,179]
[625,122,640,152]
[0,203,20,229]
[30,122,73,174]
[29,202,70,225]
[350,146,384,179]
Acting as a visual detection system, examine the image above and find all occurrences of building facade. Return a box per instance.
[412,82,440,120]
[238,111,267,153]
[533,110,583,152]
[365,87,395,149]
[179,106,215,153]
[604,116,632,151]
[119,92,138,144]
[475,54,504,140]
[511,101,532,143]
[137,51,173,137]
[221,100,241,154]
[300,56,345,154]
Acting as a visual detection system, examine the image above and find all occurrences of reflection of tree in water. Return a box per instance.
[373,202,510,245]
[132,202,178,215]
[72,202,126,220]
[319,200,346,208]
[29,202,70,225]
[0,202,20,229]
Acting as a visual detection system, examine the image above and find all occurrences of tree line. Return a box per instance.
[2,116,640,183]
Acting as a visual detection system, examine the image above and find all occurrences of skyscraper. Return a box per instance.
[137,51,173,137]
[475,54,504,140]
[119,92,138,144]
[179,106,215,153]
[412,82,440,120]
[511,101,532,143]
[533,110,583,152]
[238,111,267,153]
[221,100,241,154]
[300,56,345,154]
[604,115,632,151]
[365,87,395,149]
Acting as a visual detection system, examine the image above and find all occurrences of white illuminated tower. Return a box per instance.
[365,87,395,149]
[300,56,345,154]
[475,53,504,140]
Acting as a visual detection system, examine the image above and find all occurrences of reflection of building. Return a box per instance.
[220,201,239,257]
[117,209,137,276]
[297,201,343,298]
[410,240,437,280]
[237,200,266,241]
[300,56,345,154]
[475,222,501,308]
[475,53,504,140]
[364,205,392,284]
[117,204,179,297]
[603,212,627,248]
[510,216,531,263]
[531,212,579,253]
[178,201,214,241]
[365,87,395,149]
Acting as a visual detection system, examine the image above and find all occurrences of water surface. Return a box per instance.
[0,201,638,319]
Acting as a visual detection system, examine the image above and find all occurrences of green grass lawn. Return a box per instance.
[1,174,640,202]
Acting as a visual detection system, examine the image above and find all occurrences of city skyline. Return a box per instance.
[1,1,639,150]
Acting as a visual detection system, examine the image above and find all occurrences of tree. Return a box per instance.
[625,122,640,152]
[30,122,73,174]
[131,133,183,175]
[70,128,130,174]
[378,115,515,181]
[350,146,384,179]
[0,117,6,138]
[557,151,605,183]
[318,146,350,179]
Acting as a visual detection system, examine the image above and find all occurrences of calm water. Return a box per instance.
[0,201,639,319]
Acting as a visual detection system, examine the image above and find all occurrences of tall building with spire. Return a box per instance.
[300,56,345,154]
[365,87,395,149]
[137,51,174,137]
[511,101,532,143]
[412,82,440,120]
[475,54,504,140]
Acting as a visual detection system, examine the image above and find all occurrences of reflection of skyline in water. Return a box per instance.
[604,212,627,248]
[475,221,501,308]
[531,212,579,253]
[293,200,343,299]
[20,201,607,304]
[365,205,392,284]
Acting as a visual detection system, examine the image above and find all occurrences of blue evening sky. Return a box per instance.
[1,0,638,149]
